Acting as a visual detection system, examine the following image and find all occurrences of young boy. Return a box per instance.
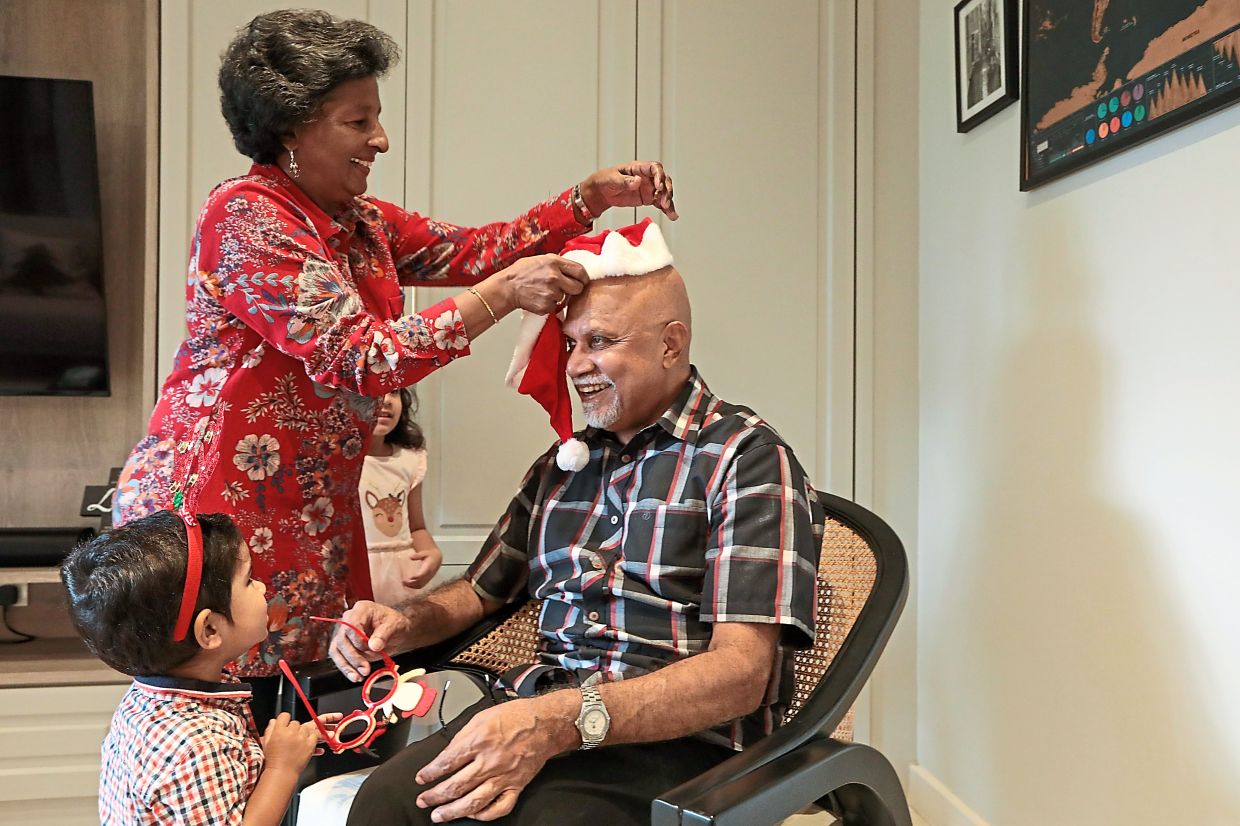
[62,510,324,825]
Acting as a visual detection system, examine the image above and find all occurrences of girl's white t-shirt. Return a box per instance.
[359,446,428,606]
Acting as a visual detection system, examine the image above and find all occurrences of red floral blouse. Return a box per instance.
[114,164,585,676]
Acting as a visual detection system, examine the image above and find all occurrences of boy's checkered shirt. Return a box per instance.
[98,676,263,825]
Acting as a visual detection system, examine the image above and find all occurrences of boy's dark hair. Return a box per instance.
[385,386,425,450]
[61,511,242,676]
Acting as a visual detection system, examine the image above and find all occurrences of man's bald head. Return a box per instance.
[566,265,692,349]
[562,266,694,443]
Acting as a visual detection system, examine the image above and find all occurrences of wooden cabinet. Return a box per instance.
[0,682,128,824]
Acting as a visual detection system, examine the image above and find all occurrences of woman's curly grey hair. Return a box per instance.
[218,9,400,164]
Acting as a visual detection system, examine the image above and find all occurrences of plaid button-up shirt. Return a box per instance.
[98,676,263,825]
[467,368,823,748]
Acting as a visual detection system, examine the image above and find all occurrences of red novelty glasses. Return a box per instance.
[278,616,437,753]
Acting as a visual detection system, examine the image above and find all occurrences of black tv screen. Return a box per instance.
[0,75,108,396]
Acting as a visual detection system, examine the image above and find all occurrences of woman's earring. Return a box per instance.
[288,149,300,179]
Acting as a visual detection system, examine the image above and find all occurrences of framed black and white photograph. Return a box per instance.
[954,0,1019,133]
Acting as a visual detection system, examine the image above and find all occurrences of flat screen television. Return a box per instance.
[0,75,108,396]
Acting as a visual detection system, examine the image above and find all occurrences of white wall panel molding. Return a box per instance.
[821,0,860,500]
[412,2,639,564]
[908,764,991,826]
[635,0,851,492]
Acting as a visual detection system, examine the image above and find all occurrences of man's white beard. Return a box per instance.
[577,375,621,430]
[583,398,621,430]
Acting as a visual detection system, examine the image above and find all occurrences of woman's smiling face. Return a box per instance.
[285,74,389,216]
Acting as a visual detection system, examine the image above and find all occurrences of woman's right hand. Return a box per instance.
[328,600,413,681]
[490,254,590,316]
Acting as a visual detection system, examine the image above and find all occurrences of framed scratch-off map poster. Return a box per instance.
[1022,1,1240,190]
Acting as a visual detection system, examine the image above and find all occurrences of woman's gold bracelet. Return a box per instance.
[467,286,498,324]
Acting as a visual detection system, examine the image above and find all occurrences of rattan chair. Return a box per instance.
[280,490,910,826]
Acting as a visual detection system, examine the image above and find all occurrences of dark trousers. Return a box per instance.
[346,696,733,826]
[247,674,283,732]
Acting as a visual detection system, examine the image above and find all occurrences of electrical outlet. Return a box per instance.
[0,583,29,608]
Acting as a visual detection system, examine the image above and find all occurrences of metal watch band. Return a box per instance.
[577,684,607,749]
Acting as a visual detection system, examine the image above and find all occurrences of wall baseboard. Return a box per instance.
[908,764,991,826]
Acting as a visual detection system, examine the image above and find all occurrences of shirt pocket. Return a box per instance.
[621,502,709,602]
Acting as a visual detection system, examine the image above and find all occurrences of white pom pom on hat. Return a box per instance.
[505,218,673,471]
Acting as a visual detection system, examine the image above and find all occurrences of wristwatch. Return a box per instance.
[574,684,610,749]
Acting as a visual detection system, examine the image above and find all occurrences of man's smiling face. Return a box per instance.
[563,268,691,445]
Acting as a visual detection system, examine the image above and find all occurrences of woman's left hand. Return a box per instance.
[580,161,678,221]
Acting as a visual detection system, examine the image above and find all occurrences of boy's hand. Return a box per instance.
[402,546,443,590]
[261,712,319,774]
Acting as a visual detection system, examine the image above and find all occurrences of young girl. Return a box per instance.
[361,387,443,607]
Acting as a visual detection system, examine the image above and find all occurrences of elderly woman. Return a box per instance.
[113,9,676,724]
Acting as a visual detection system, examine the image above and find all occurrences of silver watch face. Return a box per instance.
[582,708,608,738]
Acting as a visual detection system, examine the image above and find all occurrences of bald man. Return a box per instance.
[336,267,824,826]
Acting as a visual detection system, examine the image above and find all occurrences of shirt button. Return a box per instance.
[621,454,631,463]
[609,515,619,525]
[592,557,604,571]
[588,611,600,622]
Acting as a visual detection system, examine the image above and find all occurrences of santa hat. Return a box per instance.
[505,218,673,471]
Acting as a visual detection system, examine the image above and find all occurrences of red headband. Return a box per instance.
[172,511,204,642]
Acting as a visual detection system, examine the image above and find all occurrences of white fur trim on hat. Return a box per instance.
[505,311,550,389]
[561,222,673,280]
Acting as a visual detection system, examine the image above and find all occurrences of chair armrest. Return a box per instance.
[654,737,910,826]
[280,646,456,709]
[649,723,819,826]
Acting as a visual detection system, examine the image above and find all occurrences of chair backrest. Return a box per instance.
[444,489,907,748]
[784,490,908,744]
[447,599,542,675]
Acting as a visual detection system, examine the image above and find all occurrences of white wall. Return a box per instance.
[861,0,921,780]
[914,1,1240,823]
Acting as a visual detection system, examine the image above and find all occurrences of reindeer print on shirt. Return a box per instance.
[364,488,406,538]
